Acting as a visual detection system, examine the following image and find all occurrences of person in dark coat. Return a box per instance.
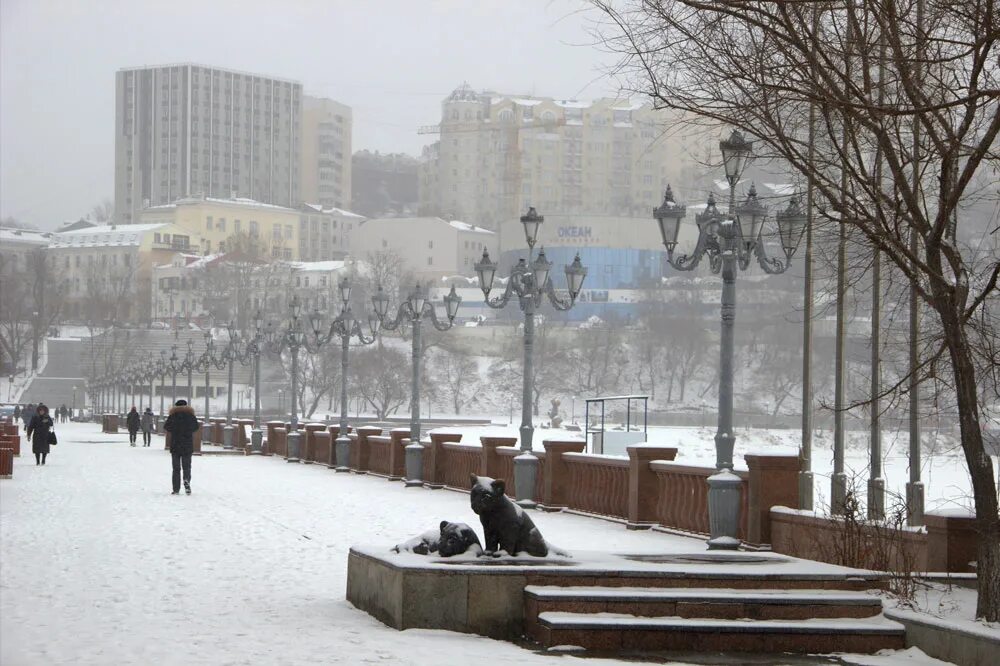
[140,407,154,447]
[13,405,20,422]
[26,403,54,465]
[126,406,141,446]
[60,404,69,422]
[163,400,200,495]
[22,403,35,431]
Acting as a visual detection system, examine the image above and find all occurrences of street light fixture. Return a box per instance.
[653,168,805,549]
[307,277,378,470]
[264,295,309,462]
[373,282,460,484]
[474,207,587,507]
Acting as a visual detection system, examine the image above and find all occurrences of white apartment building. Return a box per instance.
[351,216,496,279]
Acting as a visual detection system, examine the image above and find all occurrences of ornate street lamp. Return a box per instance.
[373,281,460,484]
[244,309,266,454]
[474,207,586,507]
[158,350,168,417]
[220,323,246,449]
[308,277,379,470]
[653,177,806,549]
[169,346,180,405]
[264,295,309,462]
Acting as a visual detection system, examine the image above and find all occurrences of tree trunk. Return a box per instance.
[937,302,1000,620]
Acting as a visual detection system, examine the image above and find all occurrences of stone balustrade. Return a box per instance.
[244,423,977,572]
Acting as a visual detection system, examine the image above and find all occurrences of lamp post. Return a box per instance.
[474,207,587,507]
[158,350,168,416]
[184,339,195,404]
[653,145,806,549]
[242,310,266,454]
[373,282,460,485]
[169,346,180,405]
[264,296,307,462]
[307,277,379,471]
[220,323,245,449]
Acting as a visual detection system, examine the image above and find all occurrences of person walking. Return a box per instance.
[26,404,54,465]
[22,403,35,432]
[140,407,154,447]
[163,399,199,495]
[13,405,20,423]
[126,406,141,446]
[60,404,69,423]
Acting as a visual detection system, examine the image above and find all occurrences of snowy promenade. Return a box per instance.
[1,422,719,665]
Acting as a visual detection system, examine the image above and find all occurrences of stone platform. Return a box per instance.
[346,545,891,645]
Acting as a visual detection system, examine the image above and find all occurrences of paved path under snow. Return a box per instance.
[1,423,712,665]
[2,423,951,666]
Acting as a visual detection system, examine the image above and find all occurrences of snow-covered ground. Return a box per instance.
[1,423,954,665]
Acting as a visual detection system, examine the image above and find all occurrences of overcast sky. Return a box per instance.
[0,0,621,229]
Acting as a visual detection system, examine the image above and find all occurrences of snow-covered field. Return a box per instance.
[0,423,955,665]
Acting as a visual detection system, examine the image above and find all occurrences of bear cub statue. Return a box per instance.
[392,521,483,557]
[470,474,555,557]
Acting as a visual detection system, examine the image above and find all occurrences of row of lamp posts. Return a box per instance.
[89,137,810,552]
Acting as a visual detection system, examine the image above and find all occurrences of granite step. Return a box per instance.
[531,612,906,653]
[524,586,883,621]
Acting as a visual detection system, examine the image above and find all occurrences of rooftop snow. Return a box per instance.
[47,223,170,248]
[288,260,347,272]
[145,197,298,213]
[300,203,365,219]
[0,227,52,246]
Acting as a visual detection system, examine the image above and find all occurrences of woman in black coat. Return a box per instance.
[126,406,141,446]
[26,403,54,465]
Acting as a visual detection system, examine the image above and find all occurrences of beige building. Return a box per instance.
[297,204,365,262]
[418,83,683,230]
[300,96,353,210]
[151,253,351,322]
[114,64,303,225]
[47,223,202,322]
[351,216,496,279]
[140,195,301,260]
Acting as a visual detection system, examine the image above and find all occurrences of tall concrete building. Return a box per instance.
[418,83,683,230]
[114,64,303,224]
[299,96,352,210]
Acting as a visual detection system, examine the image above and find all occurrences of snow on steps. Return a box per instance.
[524,586,884,620]
[530,611,906,654]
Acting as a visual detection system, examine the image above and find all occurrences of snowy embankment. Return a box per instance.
[434,422,978,516]
[0,423,958,665]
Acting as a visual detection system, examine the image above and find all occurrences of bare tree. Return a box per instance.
[90,199,114,223]
[593,0,1000,619]
[351,346,409,419]
[430,340,481,415]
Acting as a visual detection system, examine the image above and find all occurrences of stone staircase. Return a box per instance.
[523,579,905,655]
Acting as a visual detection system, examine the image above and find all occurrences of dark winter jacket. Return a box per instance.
[126,410,141,432]
[140,410,154,433]
[26,411,54,455]
[164,404,200,454]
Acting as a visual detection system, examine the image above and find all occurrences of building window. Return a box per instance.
[234,219,241,233]
[218,218,226,232]
[382,240,387,248]
[206,216,213,230]
[428,240,433,249]
[427,256,433,266]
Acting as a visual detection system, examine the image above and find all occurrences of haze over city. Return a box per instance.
[1,0,617,228]
[1,1,997,662]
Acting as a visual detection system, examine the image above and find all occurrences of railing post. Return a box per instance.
[354,426,382,474]
[427,432,462,489]
[745,453,800,546]
[540,440,587,511]
[628,445,677,530]
[480,436,517,479]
